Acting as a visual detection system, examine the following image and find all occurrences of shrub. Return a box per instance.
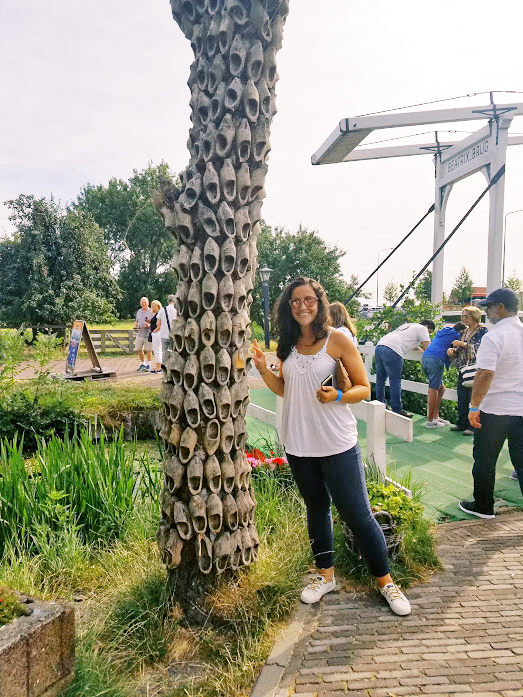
[335,468,442,587]
[0,389,85,450]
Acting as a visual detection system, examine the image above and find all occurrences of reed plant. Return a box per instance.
[0,428,159,554]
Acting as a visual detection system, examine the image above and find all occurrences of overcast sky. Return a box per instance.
[1,0,523,303]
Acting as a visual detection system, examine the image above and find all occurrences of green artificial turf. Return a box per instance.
[248,388,522,522]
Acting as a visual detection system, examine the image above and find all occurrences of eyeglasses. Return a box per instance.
[289,296,317,309]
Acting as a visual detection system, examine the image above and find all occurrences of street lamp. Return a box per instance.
[503,209,523,285]
[376,248,393,306]
[259,267,272,349]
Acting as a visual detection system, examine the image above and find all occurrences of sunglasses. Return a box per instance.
[289,296,317,309]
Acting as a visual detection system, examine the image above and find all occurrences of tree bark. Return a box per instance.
[155,0,289,625]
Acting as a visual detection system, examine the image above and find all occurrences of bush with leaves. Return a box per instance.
[335,469,442,587]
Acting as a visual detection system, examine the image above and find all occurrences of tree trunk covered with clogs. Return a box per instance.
[155,0,289,624]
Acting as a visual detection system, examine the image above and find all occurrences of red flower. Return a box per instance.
[245,447,266,462]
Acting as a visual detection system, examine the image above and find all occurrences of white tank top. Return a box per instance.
[280,331,358,457]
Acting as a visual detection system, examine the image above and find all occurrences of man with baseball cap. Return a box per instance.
[459,287,523,519]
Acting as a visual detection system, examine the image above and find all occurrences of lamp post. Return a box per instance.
[503,209,523,285]
[259,267,272,349]
[376,248,393,305]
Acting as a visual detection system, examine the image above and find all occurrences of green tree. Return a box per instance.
[505,270,522,294]
[451,267,474,304]
[251,222,367,326]
[414,270,432,301]
[0,195,121,327]
[75,162,179,316]
[357,297,441,345]
[383,280,400,305]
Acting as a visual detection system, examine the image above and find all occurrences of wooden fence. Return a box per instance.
[1,326,136,354]
[89,330,135,354]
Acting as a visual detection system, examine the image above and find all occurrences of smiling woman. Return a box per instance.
[251,276,412,616]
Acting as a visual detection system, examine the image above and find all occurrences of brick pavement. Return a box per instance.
[266,511,523,697]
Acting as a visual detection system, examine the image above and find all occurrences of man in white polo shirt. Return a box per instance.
[459,288,523,519]
[375,320,434,416]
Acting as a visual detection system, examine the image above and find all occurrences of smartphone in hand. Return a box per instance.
[321,374,334,388]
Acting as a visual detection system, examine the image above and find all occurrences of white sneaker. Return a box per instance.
[435,417,450,425]
[424,420,445,428]
[300,575,336,604]
[380,583,411,616]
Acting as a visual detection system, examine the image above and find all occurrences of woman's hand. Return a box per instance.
[251,339,268,376]
[316,385,338,404]
[447,347,455,357]
[452,339,465,347]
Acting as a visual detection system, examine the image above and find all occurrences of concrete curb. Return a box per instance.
[250,602,312,697]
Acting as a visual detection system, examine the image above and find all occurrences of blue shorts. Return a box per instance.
[421,354,445,389]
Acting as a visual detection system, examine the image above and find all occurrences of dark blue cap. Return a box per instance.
[477,287,519,309]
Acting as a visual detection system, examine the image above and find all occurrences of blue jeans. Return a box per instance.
[375,345,403,413]
[286,444,390,577]
[421,354,444,389]
[472,413,523,511]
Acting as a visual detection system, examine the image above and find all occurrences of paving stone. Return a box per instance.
[296,674,322,684]
[368,688,422,697]
[467,650,514,659]
[470,685,523,693]
[296,683,326,693]
[420,684,473,693]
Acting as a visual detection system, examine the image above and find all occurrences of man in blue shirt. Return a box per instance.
[421,322,465,428]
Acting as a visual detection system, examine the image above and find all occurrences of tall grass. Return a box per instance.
[0,428,159,554]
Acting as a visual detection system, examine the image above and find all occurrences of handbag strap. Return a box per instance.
[164,306,171,332]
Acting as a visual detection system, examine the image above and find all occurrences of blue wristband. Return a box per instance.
[336,389,343,402]
[469,406,479,412]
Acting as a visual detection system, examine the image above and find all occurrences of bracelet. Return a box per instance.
[469,406,479,412]
[336,389,343,402]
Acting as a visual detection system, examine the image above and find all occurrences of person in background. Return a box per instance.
[375,320,435,416]
[459,288,523,518]
[148,300,163,374]
[329,301,358,346]
[421,322,466,428]
[134,297,154,372]
[251,276,411,616]
[448,306,488,436]
[159,294,177,365]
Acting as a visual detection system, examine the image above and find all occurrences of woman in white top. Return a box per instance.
[329,300,358,346]
[251,277,410,615]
